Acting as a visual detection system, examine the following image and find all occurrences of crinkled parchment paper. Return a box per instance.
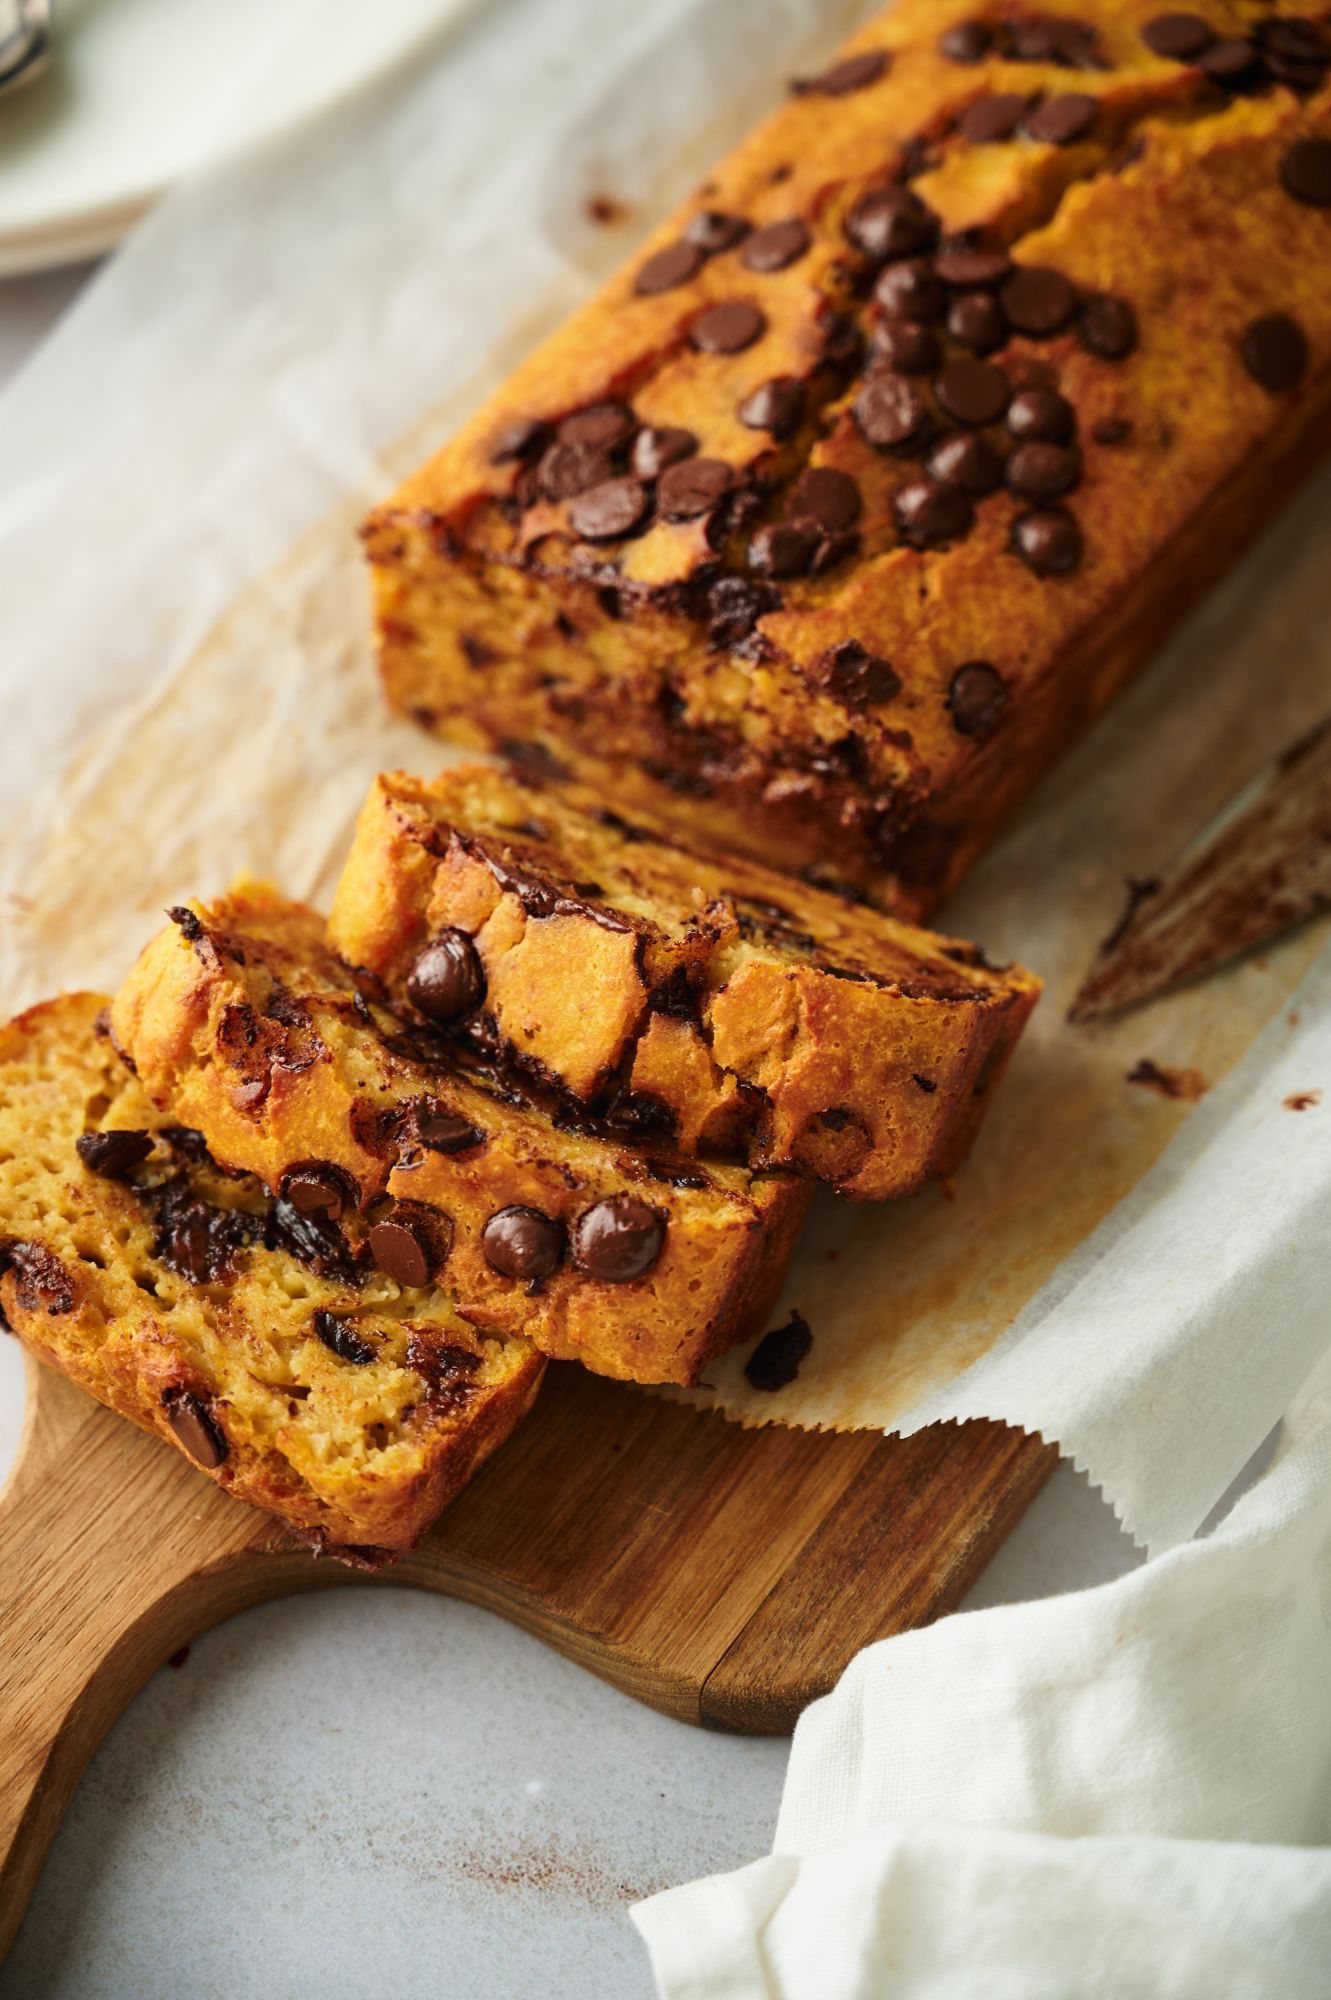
[2,0,1328,1551]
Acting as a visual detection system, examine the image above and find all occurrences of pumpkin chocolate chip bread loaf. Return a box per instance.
[0,994,543,1557]
[366,0,1331,918]
[109,887,809,1387]
[327,764,1041,1199]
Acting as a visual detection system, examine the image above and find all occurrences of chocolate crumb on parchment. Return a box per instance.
[1283,1090,1322,1112]
[1126,1058,1209,1102]
[745,1309,813,1391]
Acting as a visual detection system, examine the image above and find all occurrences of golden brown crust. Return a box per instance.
[327,765,1040,1198]
[0,994,543,1553]
[366,0,1331,915]
[109,889,810,1385]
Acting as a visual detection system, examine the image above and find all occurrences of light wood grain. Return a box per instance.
[0,1352,1052,1962]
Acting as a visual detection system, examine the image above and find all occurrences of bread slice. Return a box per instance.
[0,993,543,1557]
[110,887,809,1386]
[327,764,1040,1199]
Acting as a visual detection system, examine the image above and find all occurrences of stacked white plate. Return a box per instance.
[0,0,466,275]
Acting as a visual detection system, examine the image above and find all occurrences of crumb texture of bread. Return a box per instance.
[110,891,810,1385]
[0,993,543,1552]
[366,0,1331,915]
[328,765,1041,1198]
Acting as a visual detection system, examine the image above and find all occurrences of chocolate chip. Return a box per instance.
[657,457,733,520]
[1047,18,1107,67]
[631,426,698,478]
[570,1195,665,1282]
[1141,13,1214,59]
[369,1215,436,1289]
[870,320,940,374]
[1092,415,1133,444]
[634,240,704,295]
[744,1310,813,1392]
[4,1241,75,1315]
[787,466,862,532]
[936,357,1010,425]
[1006,440,1081,499]
[1012,506,1083,574]
[152,1186,258,1286]
[895,477,974,545]
[927,431,1004,494]
[1242,313,1309,391]
[845,185,937,262]
[939,20,992,63]
[417,1106,485,1153]
[1261,19,1330,91]
[808,641,901,705]
[741,218,810,272]
[933,243,1011,288]
[489,417,549,464]
[1281,138,1331,206]
[1077,292,1138,358]
[407,930,486,1023]
[162,1388,227,1470]
[314,1310,376,1366]
[738,376,805,436]
[1263,19,1329,61]
[281,1164,352,1222]
[558,401,636,452]
[267,1192,357,1288]
[853,372,930,450]
[482,1205,564,1280]
[1197,37,1259,85]
[690,301,766,353]
[819,311,863,374]
[538,439,614,501]
[706,576,780,648]
[75,1128,154,1179]
[947,660,1009,737]
[810,49,889,95]
[512,464,541,509]
[1006,388,1076,442]
[685,209,750,252]
[808,530,858,576]
[748,521,819,579]
[1025,91,1099,145]
[568,476,651,540]
[875,259,946,323]
[947,291,1007,353]
[1008,16,1103,65]
[957,93,1031,144]
[1002,266,1078,336]
[406,1334,481,1406]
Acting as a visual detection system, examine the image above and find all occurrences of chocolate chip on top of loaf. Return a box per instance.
[366,0,1331,918]
[108,887,809,1386]
[327,764,1041,1200]
[0,993,543,1556]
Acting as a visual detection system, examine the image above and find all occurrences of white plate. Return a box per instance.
[0,0,469,276]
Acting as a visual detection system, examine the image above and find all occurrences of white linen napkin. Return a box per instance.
[633,1347,1331,1996]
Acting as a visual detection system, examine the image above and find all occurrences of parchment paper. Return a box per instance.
[2,0,1328,1552]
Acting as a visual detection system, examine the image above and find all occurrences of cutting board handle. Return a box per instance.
[0,1360,335,1962]
[0,1357,1053,1965]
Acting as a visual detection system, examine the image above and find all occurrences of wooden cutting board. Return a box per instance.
[0,1353,1052,1960]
